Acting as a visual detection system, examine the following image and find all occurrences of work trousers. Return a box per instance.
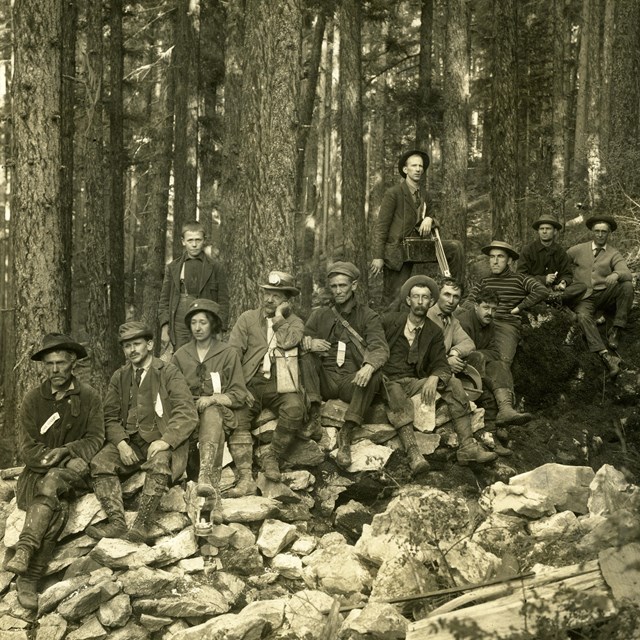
[466,351,513,392]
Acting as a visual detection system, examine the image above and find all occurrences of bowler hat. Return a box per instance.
[481,240,519,261]
[184,299,222,328]
[397,149,430,178]
[118,321,154,344]
[31,333,88,361]
[532,214,563,231]
[327,261,360,281]
[585,214,617,232]
[400,275,440,303]
[259,271,300,296]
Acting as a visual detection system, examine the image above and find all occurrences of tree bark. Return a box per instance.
[416,0,434,150]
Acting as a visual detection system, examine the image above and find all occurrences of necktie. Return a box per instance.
[135,368,143,386]
[407,326,421,364]
[414,190,421,208]
[594,247,604,258]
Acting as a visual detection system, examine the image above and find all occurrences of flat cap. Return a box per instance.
[118,321,154,344]
[327,261,360,280]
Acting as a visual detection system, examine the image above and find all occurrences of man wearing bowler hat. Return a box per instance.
[88,322,197,543]
[228,271,306,482]
[5,334,104,610]
[465,241,548,366]
[518,214,586,307]
[301,261,389,469]
[566,215,633,378]
[370,149,465,303]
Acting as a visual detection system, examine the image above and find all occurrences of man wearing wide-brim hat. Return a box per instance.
[88,321,197,543]
[566,214,633,378]
[228,271,306,482]
[5,334,104,610]
[465,240,548,366]
[370,149,465,304]
[518,214,587,307]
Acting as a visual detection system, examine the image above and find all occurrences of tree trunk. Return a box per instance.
[339,0,368,298]
[220,0,302,322]
[572,0,590,189]
[416,0,434,151]
[11,0,67,454]
[441,0,469,252]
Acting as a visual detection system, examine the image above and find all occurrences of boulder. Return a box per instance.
[97,593,131,628]
[414,432,441,456]
[206,572,246,606]
[281,470,316,491]
[528,511,580,540]
[271,552,303,579]
[256,474,301,503]
[177,556,205,573]
[284,439,325,467]
[34,613,67,640]
[100,621,148,640]
[57,577,118,622]
[221,496,280,522]
[172,612,267,640]
[481,481,556,519]
[159,485,187,512]
[341,602,409,639]
[39,568,114,615]
[135,526,198,567]
[352,423,397,444]
[47,536,96,575]
[370,554,436,602]
[227,523,256,549]
[316,473,353,516]
[334,501,373,538]
[139,614,173,632]
[219,545,264,576]
[119,566,175,597]
[133,584,229,618]
[257,519,298,558]
[205,523,237,548]
[331,440,393,473]
[65,616,106,640]
[285,590,337,639]
[291,534,318,556]
[588,464,640,516]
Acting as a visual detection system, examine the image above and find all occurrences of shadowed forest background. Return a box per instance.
[0,0,639,467]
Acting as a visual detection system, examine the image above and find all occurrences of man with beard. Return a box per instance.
[382,276,497,471]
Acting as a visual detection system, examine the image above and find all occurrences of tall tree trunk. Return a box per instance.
[172,0,200,255]
[572,0,591,189]
[489,0,519,245]
[416,0,433,151]
[441,0,469,251]
[339,0,368,298]
[11,0,67,454]
[220,0,302,321]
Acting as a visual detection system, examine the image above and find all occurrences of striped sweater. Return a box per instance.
[466,268,549,325]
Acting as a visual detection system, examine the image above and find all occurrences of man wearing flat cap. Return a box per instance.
[301,261,389,468]
[566,215,633,378]
[228,271,306,482]
[370,149,465,304]
[5,334,104,610]
[465,240,548,366]
[518,214,586,307]
[88,322,197,543]
[382,276,497,470]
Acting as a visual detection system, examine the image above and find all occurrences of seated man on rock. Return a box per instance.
[88,322,197,543]
[301,261,389,469]
[382,276,497,472]
[5,334,104,610]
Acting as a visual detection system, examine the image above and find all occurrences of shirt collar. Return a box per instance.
[406,317,424,332]
[591,241,607,252]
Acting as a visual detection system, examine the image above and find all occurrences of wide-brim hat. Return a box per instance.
[327,261,360,281]
[118,321,154,344]
[400,275,440,303]
[259,271,300,296]
[481,240,519,261]
[184,299,222,328]
[397,149,430,177]
[585,214,617,232]
[532,214,563,231]
[459,365,483,402]
[31,333,88,361]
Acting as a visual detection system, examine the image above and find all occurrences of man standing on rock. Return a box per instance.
[382,276,497,471]
[88,322,197,543]
[228,271,306,483]
[5,334,104,610]
[301,262,389,469]
[566,215,633,379]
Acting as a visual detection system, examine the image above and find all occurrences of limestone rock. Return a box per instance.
[331,440,393,473]
[159,485,187,513]
[285,590,337,639]
[473,513,527,550]
[577,509,640,553]
[370,554,436,602]
[529,511,580,539]
[315,474,352,516]
[160,621,190,638]
[352,423,397,444]
[291,534,318,556]
[445,539,501,584]
[97,593,131,628]
[482,481,556,519]
[0,614,28,630]
[411,394,437,432]
[139,614,173,632]
[588,464,640,516]
[221,496,280,522]
[414,432,441,456]
[39,568,113,615]
[282,470,316,491]
[172,614,267,640]
[241,599,286,629]
[218,545,264,576]
[101,621,148,640]
[257,519,298,558]
[61,494,104,538]
[205,523,237,547]
[206,572,246,606]
[149,512,191,538]
[334,500,373,538]
[256,474,301,504]
[135,526,198,567]
[90,537,146,570]
[63,556,104,580]
[57,579,115,622]
[509,463,595,514]
[341,602,409,639]
[65,616,106,640]
[177,556,205,573]
[227,523,256,549]
[284,439,325,467]
[133,584,229,618]
[271,552,303,579]
[34,613,67,640]
[120,566,175,597]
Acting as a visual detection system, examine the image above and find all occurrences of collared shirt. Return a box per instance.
[591,241,607,256]
[180,253,204,294]
[517,238,573,286]
[132,358,152,386]
[404,317,424,346]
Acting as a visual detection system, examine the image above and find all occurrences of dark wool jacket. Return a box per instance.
[104,357,198,481]
[455,306,501,362]
[517,239,574,287]
[382,311,451,384]
[17,377,104,508]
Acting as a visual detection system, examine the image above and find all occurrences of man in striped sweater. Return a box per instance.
[465,241,549,366]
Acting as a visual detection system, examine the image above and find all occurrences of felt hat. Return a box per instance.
[532,214,563,231]
[31,333,88,361]
[400,275,440,303]
[481,240,519,261]
[397,149,430,178]
[118,321,154,344]
[585,214,617,232]
[259,271,300,296]
[458,365,483,402]
[327,261,360,281]
[184,299,222,328]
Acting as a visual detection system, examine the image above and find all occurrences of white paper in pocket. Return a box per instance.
[210,372,222,394]
[41,412,61,435]
[155,393,164,418]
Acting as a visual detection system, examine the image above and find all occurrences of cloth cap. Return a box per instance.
[400,275,440,303]
[585,214,617,232]
[259,271,300,296]
[118,321,154,344]
[397,149,430,177]
[184,298,222,328]
[31,333,88,361]
[481,240,519,261]
[532,214,563,231]
[327,261,360,281]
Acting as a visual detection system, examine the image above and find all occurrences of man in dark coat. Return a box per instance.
[5,334,104,610]
[158,220,229,350]
[370,150,465,303]
[301,261,389,468]
[88,322,197,543]
[382,276,497,470]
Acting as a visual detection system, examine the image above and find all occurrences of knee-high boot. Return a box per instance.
[126,473,169,543]
[398,425,429,474]
[261,428,296,482]
[86,476,127,540]
[5,502,54,576]
[226,429,257,497]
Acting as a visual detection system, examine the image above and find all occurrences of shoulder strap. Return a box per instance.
[330,306,367,358]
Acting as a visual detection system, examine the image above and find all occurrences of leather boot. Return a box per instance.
[16,537,56,611]
[398,425,429,474]
[454,414,498,465]
[196,442,220,498]
[600,351,621,379]
[336,421,355,469]
[298,404,323,442]
[261,429,295,482]
[126,474,168,543]
[6,502,54,575]
[86,476,127,540]
[494,389,533,427]
[226,430,257,497]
